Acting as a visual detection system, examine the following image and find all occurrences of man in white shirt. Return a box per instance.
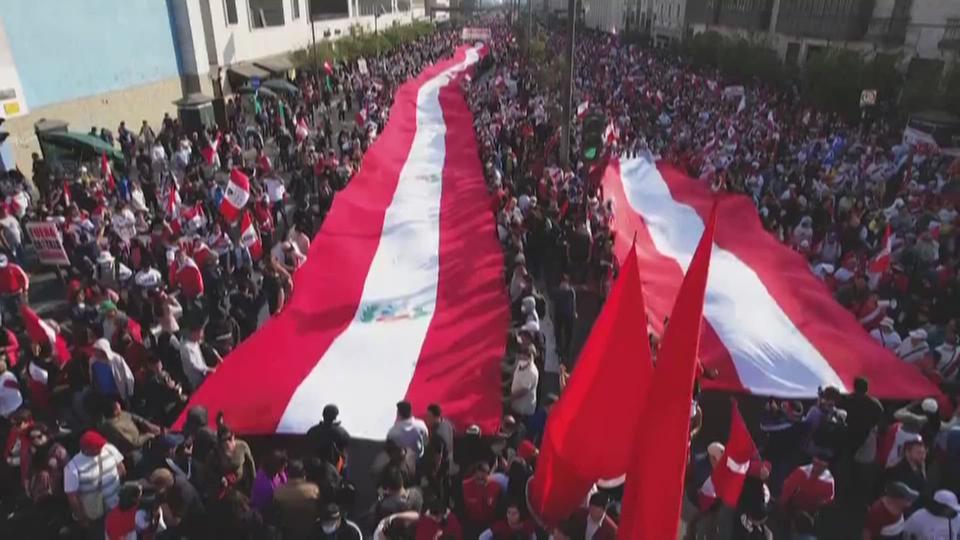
[870,317,902,352]
[903,489,960,539]
[64,431,126,530]
[897,329,930,364]
[386,401,429,458]
[179,324,216,391]
[510,351,539,418]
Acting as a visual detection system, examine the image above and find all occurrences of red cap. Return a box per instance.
[518,440,539,462]
[79,430,107,454]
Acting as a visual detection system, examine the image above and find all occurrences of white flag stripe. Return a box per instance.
[725,457,749,475]
[618,158,847,396]
[277,48,481,438]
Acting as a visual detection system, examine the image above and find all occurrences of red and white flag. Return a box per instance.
[20,305,70,366]
[528,244,653,527]
[182,203,206,231]
[604,121,620,144]
[176,46,506,438]
[708,400,758,509]
[869,224,892,274]
[620,205,715,540]
[323,60,334,75]
[240,211,263,261]
[576,99,590,119]
[602,158,936,399]
[221,168,250,222]
[201,132,222,166]
[164,180,181,218]
[101,153,116,191]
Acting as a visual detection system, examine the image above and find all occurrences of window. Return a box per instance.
[249,0,286,28]
[291,0,301,19]
[225,0,239,24]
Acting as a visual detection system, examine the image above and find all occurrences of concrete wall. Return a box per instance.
[1,0,181,109]
[202,0,425,67]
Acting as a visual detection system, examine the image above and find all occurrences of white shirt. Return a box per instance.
[902,507,960,539]
[386,417,430,458]
[0,370,23,418]
[897,339,930,364]
[870,327,903,352]
[264,177,286,203]
[0,215,22,246]
[511,361,539,416]
[179,339,213,390]
[64,444,124,510]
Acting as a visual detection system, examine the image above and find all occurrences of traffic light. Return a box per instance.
[582,113,605,162]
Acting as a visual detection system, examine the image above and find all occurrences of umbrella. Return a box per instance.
[262,79,300,97]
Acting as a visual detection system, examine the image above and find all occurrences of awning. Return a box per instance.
[228,63,271,81]
[261,79,300,96]
[254,57,295,76]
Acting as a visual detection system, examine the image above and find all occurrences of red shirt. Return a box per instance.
[461,477,502,528]
[414,512,463,540]
[863,499,903,539]
[0,263,29,295]
[489,519,536,539]
[778,465,835,514]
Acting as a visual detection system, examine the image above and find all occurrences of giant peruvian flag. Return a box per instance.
[602,158,936,399]
[176,46,506,437]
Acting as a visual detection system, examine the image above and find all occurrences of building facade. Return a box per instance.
[0,0,425,170]
[685,0,960,66]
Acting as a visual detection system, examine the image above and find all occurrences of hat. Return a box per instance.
[465,424,482,436]
[879,317,895,328]
[92,338,112,354]
[518,440,539,462]
[320,502,341,521]
[885,481,919,502]
[99,300,118,313]
[934,490,960,511]
[922,398,939,414]
[0,254,7,268]
[79,430,107,454]
[909,328,928,340]
[158,433,185,449]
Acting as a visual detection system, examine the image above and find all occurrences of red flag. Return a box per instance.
[323,61,334,75]
[869,224,891,274]
[620,207,717,540]
[201,132,222,165]
[240,211,263,260]
[20,305,70,366]
[101,153,116,191]
[528,243,653,527]
[710,400,758,508]
[62,180,72,207]
[221,168,250,222]
[126,317,144,345]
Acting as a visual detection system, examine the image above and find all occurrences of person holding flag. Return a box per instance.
[220,168,251,223]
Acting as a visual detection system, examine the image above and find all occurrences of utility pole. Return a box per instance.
[559,0,577,167]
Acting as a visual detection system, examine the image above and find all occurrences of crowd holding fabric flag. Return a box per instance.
[5,10,960,540]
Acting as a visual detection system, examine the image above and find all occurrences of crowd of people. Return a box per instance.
[4,7,960,540]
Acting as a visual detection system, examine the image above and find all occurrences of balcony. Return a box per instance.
[940,23,960,51]
[866,16,908,47]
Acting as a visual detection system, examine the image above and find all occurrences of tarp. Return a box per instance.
[603,157,938,400]
[177,45,508,438]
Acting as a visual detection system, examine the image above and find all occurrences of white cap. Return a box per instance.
[922,398,939,414]
[909,328,928,340]
[934,490,960,511]
[0,254,7,267]
[880,317,895,328]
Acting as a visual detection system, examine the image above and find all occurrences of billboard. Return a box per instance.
[309,0,350,20]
